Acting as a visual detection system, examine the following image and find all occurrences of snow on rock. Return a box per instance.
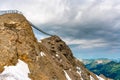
[38,40,41,43]
[56,54,59,57]
[55,54,61,59]
[40,52,46,57]
[0,59,31,80]
[76,66,81,72]
[96,75,105,80]
[63,70,71,80]
[90,75,95,80]
[76,67,83,80]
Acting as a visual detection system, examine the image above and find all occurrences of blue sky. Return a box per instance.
[1,0,120,59]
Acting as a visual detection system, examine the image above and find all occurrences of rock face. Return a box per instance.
[0,13,105,80]
[0,13,40,72]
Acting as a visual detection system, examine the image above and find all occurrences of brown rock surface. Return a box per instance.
[0,13,40,76]
[40,35,100,80]
[0,13,104,80]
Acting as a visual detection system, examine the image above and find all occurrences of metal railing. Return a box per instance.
[0,10,53,36]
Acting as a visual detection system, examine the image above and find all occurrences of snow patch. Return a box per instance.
[76,66,81,71]
[63,70,71,80]
[55,54,61,59]
[90,75,95,80]
[76,66,83,80]
[56,54,59,57]
[38,40,41,43]
[0,59,31,80]
[77,71,83,80]
[40,52,46,57]
[96,60,103,64]
[96,75,105,80]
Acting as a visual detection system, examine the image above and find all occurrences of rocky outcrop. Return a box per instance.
[40,35,99,80]
[0,13,39,72]
[0,13,104,80]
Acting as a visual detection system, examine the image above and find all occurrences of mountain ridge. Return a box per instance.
[82,58,120,80]
[0,13,106,80]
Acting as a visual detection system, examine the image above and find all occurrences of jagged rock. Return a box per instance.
[0,13,40,76]
[40,35,100,80]
[0,13,105,80]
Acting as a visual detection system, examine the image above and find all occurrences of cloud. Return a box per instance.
[1,0,120,25]
[0,0,120,50]
[0,0,70,24]
[64,38,108,49]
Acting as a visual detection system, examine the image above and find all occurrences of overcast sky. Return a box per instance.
[1,0,120,59]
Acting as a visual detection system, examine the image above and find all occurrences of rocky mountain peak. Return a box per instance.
[0,13,106,80]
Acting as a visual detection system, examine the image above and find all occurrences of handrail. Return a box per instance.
[0,10,53,36]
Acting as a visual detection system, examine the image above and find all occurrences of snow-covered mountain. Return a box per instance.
[0,12,106,80]
[81,58,111,65]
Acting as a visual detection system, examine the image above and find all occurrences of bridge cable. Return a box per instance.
[29,21,53,36]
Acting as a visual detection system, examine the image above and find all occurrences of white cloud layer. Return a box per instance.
[64,38,108,49]
[1,0,120,25]
[0,0,120,50]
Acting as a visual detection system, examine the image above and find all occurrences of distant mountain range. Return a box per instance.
[81,58,112,65]
[81,58,120,80]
